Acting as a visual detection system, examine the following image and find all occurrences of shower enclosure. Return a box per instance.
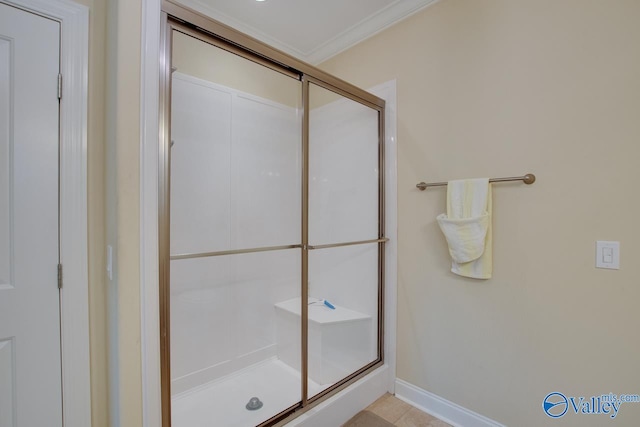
[159,3,386,426]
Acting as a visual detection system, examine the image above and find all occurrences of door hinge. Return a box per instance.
[57,263,63,289]
[57,73,62,100]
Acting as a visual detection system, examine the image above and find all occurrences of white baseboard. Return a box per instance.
[395,379,505,427]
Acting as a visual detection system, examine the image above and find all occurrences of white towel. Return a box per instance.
[436,178,492,279]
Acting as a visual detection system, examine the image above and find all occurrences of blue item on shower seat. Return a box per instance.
[323,300,335,309]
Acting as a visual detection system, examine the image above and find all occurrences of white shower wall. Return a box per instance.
[170,73,301,394]
[170,73,301,255]
[170,72,381,395]
[308,90,380,335]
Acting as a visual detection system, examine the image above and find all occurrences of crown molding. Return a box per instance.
[307,0,440,64]
[172,0,439,64]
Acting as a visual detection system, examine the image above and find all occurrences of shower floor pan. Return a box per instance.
[172,358,330,427]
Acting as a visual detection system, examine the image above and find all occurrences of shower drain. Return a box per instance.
[245,397,263,411]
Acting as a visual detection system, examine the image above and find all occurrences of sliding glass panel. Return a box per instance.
[308,83,379,246]
[165,18,386,426]
[169,28,304,427]
[170,30,301,256]
[306,243,380,398]
[170,249,301,426]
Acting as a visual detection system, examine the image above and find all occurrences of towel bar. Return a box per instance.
[416,173,536,191]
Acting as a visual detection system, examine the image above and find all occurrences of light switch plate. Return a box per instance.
[106,245,113,280]
[596,241,620,270]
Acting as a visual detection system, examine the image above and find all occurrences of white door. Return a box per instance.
[0,3,62,427]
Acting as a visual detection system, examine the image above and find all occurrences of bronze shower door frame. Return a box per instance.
[159,2,386,426]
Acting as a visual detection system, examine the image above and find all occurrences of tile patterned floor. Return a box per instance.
[354,393,453,427]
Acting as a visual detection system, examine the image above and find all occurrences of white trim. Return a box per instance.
[306,0,440,64]
[369,80,398,394]
[140,0,162,426]
[395,379,505,427]
[175,0,439,64]
[1,1,91,426]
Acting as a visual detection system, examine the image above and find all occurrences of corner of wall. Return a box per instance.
[105,0,144,425]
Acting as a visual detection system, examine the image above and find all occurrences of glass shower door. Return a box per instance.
[161,13,386,425]
[306,81,383,399]
[168,28,303,427]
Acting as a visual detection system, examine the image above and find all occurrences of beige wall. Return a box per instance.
[72,0,143,425]
[105,0,143,426]
[78,0,143,424]
[321,0,640,425]
[75,0,640,425]
[69,0,109,425]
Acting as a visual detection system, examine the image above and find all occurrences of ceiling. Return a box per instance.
[177,0,439,64]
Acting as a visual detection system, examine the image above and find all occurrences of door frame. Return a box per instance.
[140,0,163,426]
[1,1,91,426]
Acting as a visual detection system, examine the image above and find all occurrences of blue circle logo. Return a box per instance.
[543,392,568,418]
